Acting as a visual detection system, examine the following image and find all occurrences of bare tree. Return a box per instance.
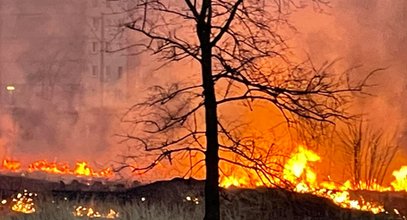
[339,118,399,189]
[117,1,375,219]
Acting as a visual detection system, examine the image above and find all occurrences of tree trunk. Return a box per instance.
[198,3,220,219]
[202,62,220,220]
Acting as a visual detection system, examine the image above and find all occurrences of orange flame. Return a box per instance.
[219,145,407,214]
[73,161,113,178]
[28,160,70,174]
[2,159,22,171]
[283,145,320,191]
[0,145,406,215]
[1,159,113,178]
[390,166,407,191]
[220,175,249,188]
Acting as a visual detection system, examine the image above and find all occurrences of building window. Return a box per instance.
[92,0,98,7]
[92,42,98,53]
[106,42,111,51]
[105,66,111,80]
[106,0,111,7]
[117,66,123,79]
[92,65,98,77]
[92,17,99,30]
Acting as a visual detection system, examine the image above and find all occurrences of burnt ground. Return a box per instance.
[0,174,405,219]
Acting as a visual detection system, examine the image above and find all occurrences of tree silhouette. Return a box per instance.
[117,1,374,219]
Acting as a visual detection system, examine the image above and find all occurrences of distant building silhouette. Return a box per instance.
[0,0,135,160]
[0,0,131,110]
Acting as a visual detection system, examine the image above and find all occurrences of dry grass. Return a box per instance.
[0,185,399,220]
[2,193,395,220]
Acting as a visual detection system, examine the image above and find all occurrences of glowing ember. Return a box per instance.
[10,190,37,214]
[73,206,119,218]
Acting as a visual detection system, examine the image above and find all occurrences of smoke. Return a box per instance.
[284,0,407,181]
[123,0,407,181]
[292,0,407,145]
[0,0,406,182]
[0,0,130,165]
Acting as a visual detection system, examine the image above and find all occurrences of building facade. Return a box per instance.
[84,0,130,109]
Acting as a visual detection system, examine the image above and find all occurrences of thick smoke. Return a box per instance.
[0,0,406,181]
[293,0,407,146]
[0,0,132,165]
[288,0,407,181]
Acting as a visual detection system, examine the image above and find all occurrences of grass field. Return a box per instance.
[1,187,399,220]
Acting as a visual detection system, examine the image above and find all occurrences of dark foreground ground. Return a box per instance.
[0,174,405,220]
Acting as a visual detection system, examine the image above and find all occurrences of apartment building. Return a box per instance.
[0,0,130,111]
[0,0,133,158]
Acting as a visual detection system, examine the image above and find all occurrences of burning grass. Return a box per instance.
[219,145,407,215]
[1,160,113,179]
[0,185,404,220]
[0,146,406,219]
[0,191,121,219]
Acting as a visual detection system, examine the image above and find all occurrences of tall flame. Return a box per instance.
[220,145,407,214]
[390,166,407,191]
[283,145,320,191]
[0,145,406,215]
